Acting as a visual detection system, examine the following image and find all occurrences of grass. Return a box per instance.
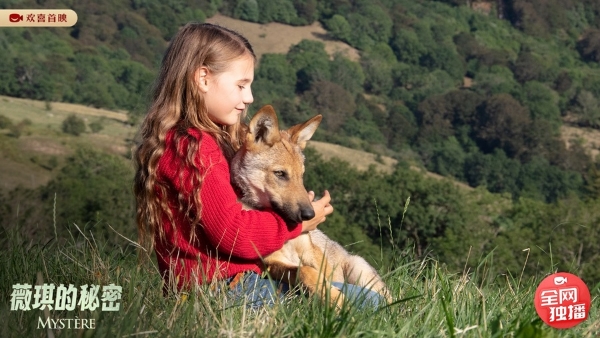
[1,215,599,338]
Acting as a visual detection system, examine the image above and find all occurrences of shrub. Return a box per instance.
[89,119,104,133]
[61,114,86,136]
[0,115,13,129]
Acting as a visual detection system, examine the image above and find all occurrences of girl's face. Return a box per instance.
[199,55,255,126]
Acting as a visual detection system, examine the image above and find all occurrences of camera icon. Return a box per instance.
[554,276,568,285]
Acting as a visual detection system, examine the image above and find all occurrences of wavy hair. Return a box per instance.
[134,23,256,251]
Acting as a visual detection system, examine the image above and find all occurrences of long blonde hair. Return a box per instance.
[134,23,256,251]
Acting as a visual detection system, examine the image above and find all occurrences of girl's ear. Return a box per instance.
[195,66,210,93]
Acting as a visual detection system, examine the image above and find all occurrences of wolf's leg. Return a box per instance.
[266,263,345,309]
[298,265,345,310]
[343,255,392,303]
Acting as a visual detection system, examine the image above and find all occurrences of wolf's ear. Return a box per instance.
[248,105,281,146]
[288,114,322,149]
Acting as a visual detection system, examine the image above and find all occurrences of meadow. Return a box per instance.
[1,213,598,337]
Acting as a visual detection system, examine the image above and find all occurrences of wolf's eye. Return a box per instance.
[273,170,288,180]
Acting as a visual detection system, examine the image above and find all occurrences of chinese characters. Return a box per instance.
[10,283,122,312]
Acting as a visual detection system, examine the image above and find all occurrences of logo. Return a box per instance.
[9,13,23,22]
[0,9,77,27]
[10,282,122,330]
[534,272,591,329]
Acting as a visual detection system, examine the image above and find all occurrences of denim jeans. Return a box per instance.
[226,271,384,309]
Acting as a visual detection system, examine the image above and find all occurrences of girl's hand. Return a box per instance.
[301,190,333,233]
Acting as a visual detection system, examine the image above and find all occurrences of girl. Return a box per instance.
[133,22,331,302]
[134,22,381,308]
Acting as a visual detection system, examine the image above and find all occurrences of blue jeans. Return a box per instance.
[226,271,384,309]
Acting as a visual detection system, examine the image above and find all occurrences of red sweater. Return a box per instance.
[155,128,302,290]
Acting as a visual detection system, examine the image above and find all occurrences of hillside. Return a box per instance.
[206,13,359,61]
[4,93,595,194]
[0,96,470,191]
[0,95,133,190]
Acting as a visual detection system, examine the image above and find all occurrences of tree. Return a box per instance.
[303,80,355,132]
[473,66,520,96]
[324,14,352,43]
[391,29,426,65]
[293,0,318,24]
[427,137,467,179]
[578,29,600,63]
[573,90,600,129]
[415,94,455,143]
[256,0,299,24]
[287,40,331,92]
[361,53,394,95]
[519,81,561,129]
[254,53,297,101]
[62,114,86,136]
[386,104,418,149]
[474,94,531,158]
[329,55,365,95]
[511,51,544,83]
[234,0,260,22]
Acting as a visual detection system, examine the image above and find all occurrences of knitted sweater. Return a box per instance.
[155,128,302,290]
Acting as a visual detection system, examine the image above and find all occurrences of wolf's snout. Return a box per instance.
[300,207,315,221]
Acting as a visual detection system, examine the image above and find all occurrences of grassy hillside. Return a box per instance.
[206,13,359,62]
[3,94,594,195]
[0,95,133,191]
[0,95,479,192]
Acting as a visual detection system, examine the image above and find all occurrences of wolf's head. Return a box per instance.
[231,105,322,224]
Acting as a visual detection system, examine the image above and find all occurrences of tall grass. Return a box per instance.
[1,215,599,337]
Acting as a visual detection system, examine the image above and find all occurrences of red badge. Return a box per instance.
[534,272,591,329]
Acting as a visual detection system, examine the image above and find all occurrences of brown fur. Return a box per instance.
[231,105,392,309]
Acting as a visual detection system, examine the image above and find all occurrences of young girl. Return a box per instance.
[133,22,331,301]
[134,22,381,308]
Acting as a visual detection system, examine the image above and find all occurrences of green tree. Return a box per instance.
[292,0,318,24]
[391,29,426,65]
[473,66,520,96]
[253,53,297,105]
[360,43,397,96]
[287,40,331,92]
[329,55,365,95]
[382,103,418,150]
[474,94,531,158]
[427,137,467,179]
[256,0,299,24]
[234,0,260,22]
[511,51,544,84]
[519,81,561,129]
[324,14,352,43]
[573,90,600,128]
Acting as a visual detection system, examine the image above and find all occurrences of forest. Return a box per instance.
[1,0,600,286]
